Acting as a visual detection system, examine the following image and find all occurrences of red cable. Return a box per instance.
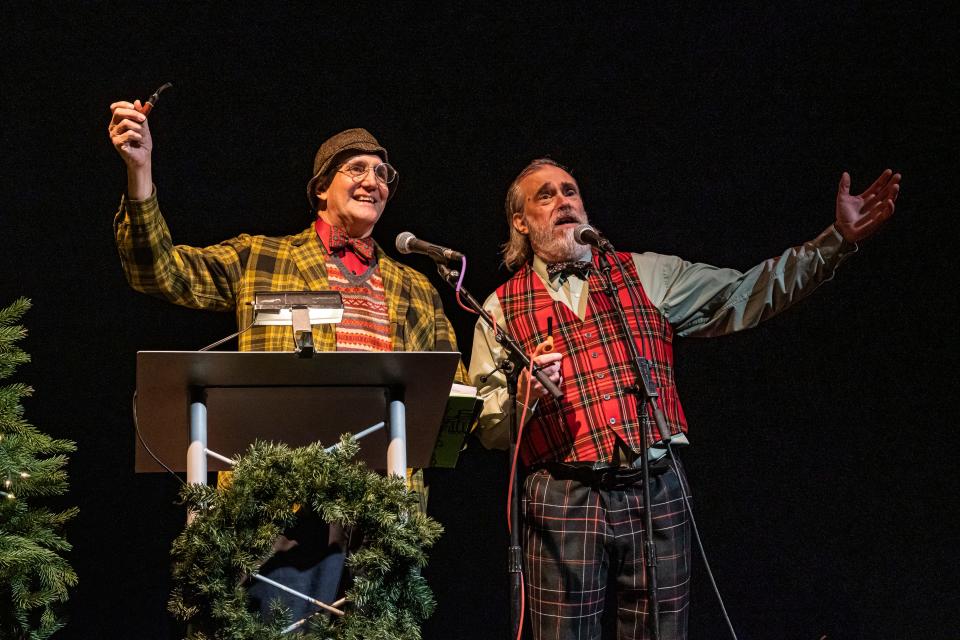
[507,337,554,640]
[455,289,478,315]
[506,338,551,534]
[517,579,526,640]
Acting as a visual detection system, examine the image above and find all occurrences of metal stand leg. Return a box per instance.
[387,398,407,479]
[188,395,208,486]
[186,393,208,524]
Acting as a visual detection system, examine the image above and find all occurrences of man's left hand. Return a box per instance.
[835,169,901,242]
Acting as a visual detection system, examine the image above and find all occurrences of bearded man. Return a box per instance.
[468,158,899,639]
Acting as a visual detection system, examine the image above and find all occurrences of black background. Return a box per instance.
[1,2,957,638]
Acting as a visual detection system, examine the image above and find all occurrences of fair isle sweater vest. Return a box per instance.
[325,257,392,352]
[497,252,687,465]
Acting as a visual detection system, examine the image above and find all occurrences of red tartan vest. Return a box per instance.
[497,252,688,465]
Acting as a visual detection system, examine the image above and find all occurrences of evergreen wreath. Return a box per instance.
[0,297,78,639]
[169,436,443,639]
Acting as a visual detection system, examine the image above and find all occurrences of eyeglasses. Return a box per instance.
[337,161,398,185]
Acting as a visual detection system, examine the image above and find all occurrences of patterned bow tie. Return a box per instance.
[329,226,376,262]
[546,260,593,281]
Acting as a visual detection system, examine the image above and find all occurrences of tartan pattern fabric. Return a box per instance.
[497,252,686,466]
[523,460,691,640]
[114,194,467,374]
[325,259,393,352]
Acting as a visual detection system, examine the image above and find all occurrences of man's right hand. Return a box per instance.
[519,351,564,401]
[108,100,154,200]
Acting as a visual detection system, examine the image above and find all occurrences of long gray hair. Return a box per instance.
[501,158,565,271]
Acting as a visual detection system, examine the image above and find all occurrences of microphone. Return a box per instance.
[395,231,465,262]
[574,224,615,253]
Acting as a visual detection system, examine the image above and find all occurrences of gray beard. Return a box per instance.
[528,225,592,263]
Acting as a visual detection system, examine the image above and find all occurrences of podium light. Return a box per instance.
[252,291,344,356]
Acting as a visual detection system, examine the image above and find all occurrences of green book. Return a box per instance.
[429,383,481,468]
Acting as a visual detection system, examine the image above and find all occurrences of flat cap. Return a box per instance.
[306,128,388,210]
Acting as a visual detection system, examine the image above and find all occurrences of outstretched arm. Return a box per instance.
[645,169,902,337]
[110,97,245,311]
[835,169,901,242]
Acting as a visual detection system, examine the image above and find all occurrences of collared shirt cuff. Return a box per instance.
[826,224,859,257]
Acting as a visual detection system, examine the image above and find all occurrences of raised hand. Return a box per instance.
[108,100,153,200]
[835,169,901,242]
[108,100,152,167]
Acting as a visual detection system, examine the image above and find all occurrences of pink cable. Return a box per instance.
[454,255,478,314]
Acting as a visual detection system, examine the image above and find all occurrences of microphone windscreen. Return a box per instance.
[395,231,415,254]
[574,224,598,246]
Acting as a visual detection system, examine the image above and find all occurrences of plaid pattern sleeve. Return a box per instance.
[114,191,247,312]
[114,192,334,352]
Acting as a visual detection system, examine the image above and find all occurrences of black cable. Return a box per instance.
[667,441,739,640]
[132,317,256,487]
[198,317,256,352]
[608,249,740,640]
[132,390,186,486]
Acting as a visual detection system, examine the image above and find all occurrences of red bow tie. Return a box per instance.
[329,227,376,262]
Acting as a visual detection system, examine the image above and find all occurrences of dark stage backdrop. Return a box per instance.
[1,3,957,639]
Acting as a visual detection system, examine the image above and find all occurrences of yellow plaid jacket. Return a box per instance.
[114,191,466,507]
[114,192,467,364]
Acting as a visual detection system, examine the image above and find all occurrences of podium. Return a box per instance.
[133,351,460,483]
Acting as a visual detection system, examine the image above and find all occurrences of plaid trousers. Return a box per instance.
[523,458,691,640]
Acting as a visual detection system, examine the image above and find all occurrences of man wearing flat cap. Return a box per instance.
[108,100,464,624]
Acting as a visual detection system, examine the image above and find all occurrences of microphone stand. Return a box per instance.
[594,245,674,640]
[435,261,562,640]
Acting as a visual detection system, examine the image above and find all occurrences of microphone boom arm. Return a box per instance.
[435,264,562,400]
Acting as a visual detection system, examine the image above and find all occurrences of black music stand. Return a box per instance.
[134,351,460,483]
